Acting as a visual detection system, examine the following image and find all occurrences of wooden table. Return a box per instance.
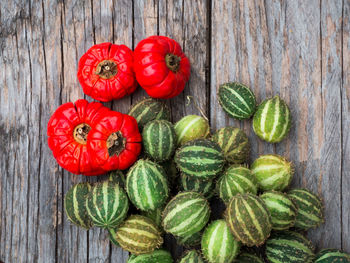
[0,0,349,262]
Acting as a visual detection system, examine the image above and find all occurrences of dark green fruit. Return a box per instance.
[115,215,163,255]
[175,139,225,179]
[64,182,92,229]
[253,95,291,143]
[86,181,129,228]
[174,115,210,145]
[108,170,126,188]
[260,191,297,230]
[179,250,205,263]
[251,154,293,191]
[126,159,169,211]
[265,230,314,263]
[218,82,256,120]
[127,249,173,263]
[108,228,119,247]
[142,120,176,162]
[216,165,258,204]
[225,193,272,246]
[128,98,170,129]
[141,207,163,229]
[180,174,214,198]
[314,248,350,263]
[162,191,210,237]
[161,159,178,187]
[288,188,324,230]
[176,230,202,248]
[212,127,250,164]
[201,219,241,263]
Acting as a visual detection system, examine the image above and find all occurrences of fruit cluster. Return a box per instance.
[48,36,349,262]
[47,35,190,175]
[64,93,349,263]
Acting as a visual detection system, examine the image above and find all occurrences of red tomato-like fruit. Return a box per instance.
[77,42,137,102]
[134,36,191,99]
[47,99,142,176]
[47,99,110,176]
[88,111,142,171]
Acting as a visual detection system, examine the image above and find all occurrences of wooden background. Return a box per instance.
[0,0,349,262]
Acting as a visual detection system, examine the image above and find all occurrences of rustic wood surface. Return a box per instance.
[0,0,349,262]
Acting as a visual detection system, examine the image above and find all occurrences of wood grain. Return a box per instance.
[158,0,209,258]
[211,0,344,250]
[342,0,350,252]
[0,0,349,262]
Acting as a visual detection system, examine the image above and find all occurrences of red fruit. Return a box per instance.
[88,111,142,171]
[47,99,110,175]
[134,36,191,99]
[47,99,142,175]
[77,42,137,102]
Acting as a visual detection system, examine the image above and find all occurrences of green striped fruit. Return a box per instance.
[86,181,128,228]
[108,228,120,247]
[202,219,241,263]
[288,188,324,230]
[179,250,205,263]
[126,159,169,211]
[161,159,178,187]
[216,165,258,204]
[233,253,264,263]
[127,249,173,263]
[265,230,315,263]
[162,191,210,237]
[175,139,225,179]
[251,154,293,191]
[115,215,163,255]
[128,98,170,129]
[174,115,210,145]
[176,230,202,248]
[64,183,92,229]
[260,191,297,230]
[212,127,250,164]
[218,82,256,120]
[253,95,291,143]
[314,249,350,263]
[180,174,214,198]
[142,120,176,162]
[108,170,126,188]
[225,193,272,246]
[142,207,163,229]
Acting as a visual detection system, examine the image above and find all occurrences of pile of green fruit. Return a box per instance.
[64,83,350,263]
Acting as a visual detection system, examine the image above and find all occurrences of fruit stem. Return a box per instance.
[106,131,126,156]
[186,96,209,121]
[73,123,91,145]
[165,53,181,72]
[95,60,118,79]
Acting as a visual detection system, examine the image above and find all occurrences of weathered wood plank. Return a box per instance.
[264,0,342,249]
[342,0,350,253]
[56,0,92,262]
[210,0,274,161]
[109,0,134,261]
[158,0,210,258]
[0,0,67,261]
[313,0,343,249]
[87,0,114,261]
[131,0,159,104]
[0,1,33,262]
[159,0,209,121]
[33,0,67,261]
[211,0,342,250]
[87,0,124,262]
